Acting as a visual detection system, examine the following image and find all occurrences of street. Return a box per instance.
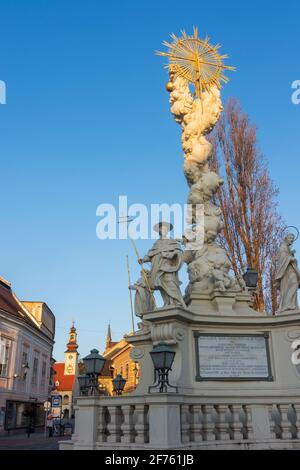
[0,431,70,450]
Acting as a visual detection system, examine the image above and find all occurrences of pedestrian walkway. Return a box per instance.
[0,431,69,450]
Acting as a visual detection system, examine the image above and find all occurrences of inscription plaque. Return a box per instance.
[194,333,273,381]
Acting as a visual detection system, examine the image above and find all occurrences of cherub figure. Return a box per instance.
[129,270,155,318]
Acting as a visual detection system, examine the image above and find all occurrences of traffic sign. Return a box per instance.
[51,395,62,408]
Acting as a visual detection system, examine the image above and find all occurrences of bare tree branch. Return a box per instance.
[210,98,284,313]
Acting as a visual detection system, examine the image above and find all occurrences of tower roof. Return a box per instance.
[105,323,117,350]
[65,322,78,353]
[106,323,112,344]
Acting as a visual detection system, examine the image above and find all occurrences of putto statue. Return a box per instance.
[129,269,156,317]
[275,232,300,313]
[158,28,238,295]
[139,222,186,308]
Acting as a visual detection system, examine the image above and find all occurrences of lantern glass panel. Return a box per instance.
[150,344,176,371]
[78,374,88,389]
[164,351,176,370]
[83,349,106,376]
[112,374,126,392]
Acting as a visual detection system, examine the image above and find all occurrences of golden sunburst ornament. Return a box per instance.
[157,27,235,98]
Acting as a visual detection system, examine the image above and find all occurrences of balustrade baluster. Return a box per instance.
[229,405,243,440]
[98,406,108,443]
[121,405,135,444]
[293,404,300,439]
[201,405,215,441]
[107,406,122,443]
[181,405,191,444]
[278,404,292,439]
[268,404,277,439]
[243,405,254,440]
[134,404,148,444]
[215,405,230,441]
[190,405,203,443]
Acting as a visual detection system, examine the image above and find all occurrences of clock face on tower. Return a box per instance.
[64,353,76,375]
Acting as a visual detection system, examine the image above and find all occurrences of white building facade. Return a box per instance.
[0,277,55,434]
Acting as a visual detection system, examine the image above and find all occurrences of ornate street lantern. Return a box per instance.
[149,343,178,393]
[82,349,106,376]
[77,374,90,396]
[243,268,259,289]
[112,374,126,396]
[81,349,106,396]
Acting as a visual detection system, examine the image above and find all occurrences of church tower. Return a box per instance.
[64,322,79,375]
[105,323,112,349]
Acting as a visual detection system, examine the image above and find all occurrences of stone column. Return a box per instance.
[250,405,272,441]
[121,405,135,444]
[72,397,100,449]
[148,396,182,448]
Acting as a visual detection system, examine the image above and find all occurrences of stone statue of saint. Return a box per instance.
[129,270,156,317]
[140,222,186,308]
[275,233,300,312]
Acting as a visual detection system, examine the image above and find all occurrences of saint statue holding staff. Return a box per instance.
[139,222,186,308]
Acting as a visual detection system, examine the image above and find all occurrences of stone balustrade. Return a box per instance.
[63,396,149,449]
[179,400,300,448]
[60,396,300,450]
[99,402,149,445]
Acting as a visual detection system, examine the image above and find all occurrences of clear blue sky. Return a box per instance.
[0,0,299,361]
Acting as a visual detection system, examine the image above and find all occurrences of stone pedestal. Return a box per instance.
[127,298,300,399]
[62,397,100,450]
[148,396,182,448]
[60,292,300,450]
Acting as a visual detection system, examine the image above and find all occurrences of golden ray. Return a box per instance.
[157,28,235,98]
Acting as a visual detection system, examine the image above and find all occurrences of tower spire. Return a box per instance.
[106,323,112,348]
[65,321,78,353]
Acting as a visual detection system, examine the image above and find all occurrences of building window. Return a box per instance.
[21,351,28,380]
[126,364,129,379]
[40,361,46,387]
[0,340,9,378]
[31,358,38,384]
